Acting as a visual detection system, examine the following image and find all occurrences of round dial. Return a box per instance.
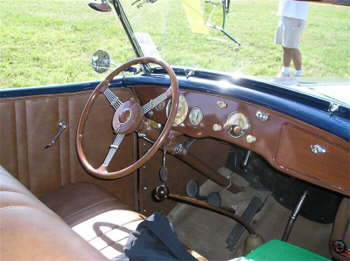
[188,107,204,126]
[166,94,188,126]
[224,112,250,138]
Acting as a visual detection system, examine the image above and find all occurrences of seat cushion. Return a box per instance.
[73,209,144,259]
[1,166,205,260]
[41,182,145,259]
[41,182,129,226]
[0,165,107,261]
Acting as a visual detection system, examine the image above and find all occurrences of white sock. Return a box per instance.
[282,66,289,74]
[295,70,302,77]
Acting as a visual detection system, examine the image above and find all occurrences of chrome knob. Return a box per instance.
[230,126,242,136]
[246,135,257,144]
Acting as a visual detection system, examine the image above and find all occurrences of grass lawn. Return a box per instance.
[0,0,349,89]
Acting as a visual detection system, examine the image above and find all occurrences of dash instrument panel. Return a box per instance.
[134,85,350,196]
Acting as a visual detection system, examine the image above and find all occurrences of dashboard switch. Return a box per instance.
[246,135,256,144]
[216,100,228,109]
[213,124,223,131]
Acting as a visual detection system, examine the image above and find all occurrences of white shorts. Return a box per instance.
[275,16,306,49]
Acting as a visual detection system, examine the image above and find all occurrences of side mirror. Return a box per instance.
[91,50,111,73]
[88,0,111,12]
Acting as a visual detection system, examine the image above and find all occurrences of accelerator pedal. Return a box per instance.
[226,196,264,250]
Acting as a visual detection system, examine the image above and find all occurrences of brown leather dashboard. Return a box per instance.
[135,85,350,196]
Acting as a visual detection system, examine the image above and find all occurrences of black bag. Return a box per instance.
[120,213,196,261]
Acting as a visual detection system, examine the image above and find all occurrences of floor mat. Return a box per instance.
[168,167,332,260]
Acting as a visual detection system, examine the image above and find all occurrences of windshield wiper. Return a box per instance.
[110,0,151,74]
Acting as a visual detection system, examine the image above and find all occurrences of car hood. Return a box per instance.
[257,77,350,108]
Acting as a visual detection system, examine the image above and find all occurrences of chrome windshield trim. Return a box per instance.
[110,0,151,74]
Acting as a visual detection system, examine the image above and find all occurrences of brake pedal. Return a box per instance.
[186,179,222,207]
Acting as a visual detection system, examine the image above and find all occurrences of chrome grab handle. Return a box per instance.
[44,121,67,149]
[310,144,327,155]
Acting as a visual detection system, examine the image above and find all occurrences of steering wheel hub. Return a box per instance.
[119,109,130,123]
[112,100,143,134]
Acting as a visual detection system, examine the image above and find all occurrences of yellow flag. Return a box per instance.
[181,0,209,34]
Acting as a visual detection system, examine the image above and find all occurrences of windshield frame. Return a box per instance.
[110,0,152,73]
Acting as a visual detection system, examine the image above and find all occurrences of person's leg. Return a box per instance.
[281,47,293,76]
[289,18,305,76]
[291,48,302,76]
[276,17,296,77]
[283,47,293,68]
[279,17,306,77]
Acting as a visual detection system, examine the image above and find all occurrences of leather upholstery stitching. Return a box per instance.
[24,99,31,190]
[64,198,120,221]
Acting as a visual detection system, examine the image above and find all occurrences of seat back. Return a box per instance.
[0,165,107,261]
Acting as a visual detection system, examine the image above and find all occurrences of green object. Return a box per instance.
[246,240,330,261]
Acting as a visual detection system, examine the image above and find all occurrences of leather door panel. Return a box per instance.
[0,88,137,208]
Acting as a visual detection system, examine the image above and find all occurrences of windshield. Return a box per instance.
[1,0,349,107]
[115,0,349,106]
[117,0,348,74]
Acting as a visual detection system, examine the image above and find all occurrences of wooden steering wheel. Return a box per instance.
[76,57,179,179]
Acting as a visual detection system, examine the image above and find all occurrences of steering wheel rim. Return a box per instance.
[76,56,179,179]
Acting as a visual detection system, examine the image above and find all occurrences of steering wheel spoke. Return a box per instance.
[142,89,171,115]
[103,88,123,110]
[101,133,125,168]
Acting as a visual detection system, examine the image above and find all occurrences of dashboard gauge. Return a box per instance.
[224,112,250,138]
[188,107,203,126]
[166,94,188,126]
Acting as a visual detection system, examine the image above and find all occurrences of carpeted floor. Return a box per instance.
[168,167,332,261]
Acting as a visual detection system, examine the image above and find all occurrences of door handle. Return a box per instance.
[44,121,67,149]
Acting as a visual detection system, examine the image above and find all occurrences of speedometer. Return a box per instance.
[166,94,188,126]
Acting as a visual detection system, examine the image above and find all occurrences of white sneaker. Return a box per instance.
[277,71,290,78]
[295,71,302,77]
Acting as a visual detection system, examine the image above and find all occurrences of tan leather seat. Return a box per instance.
[0,165,143,260]
[41,182,144,259]
[0,165,107,261]
[0,165,205,260]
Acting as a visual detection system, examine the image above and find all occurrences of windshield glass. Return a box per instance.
[118,0,348,74]
[117,0,349,105]
[1,0,349,107]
